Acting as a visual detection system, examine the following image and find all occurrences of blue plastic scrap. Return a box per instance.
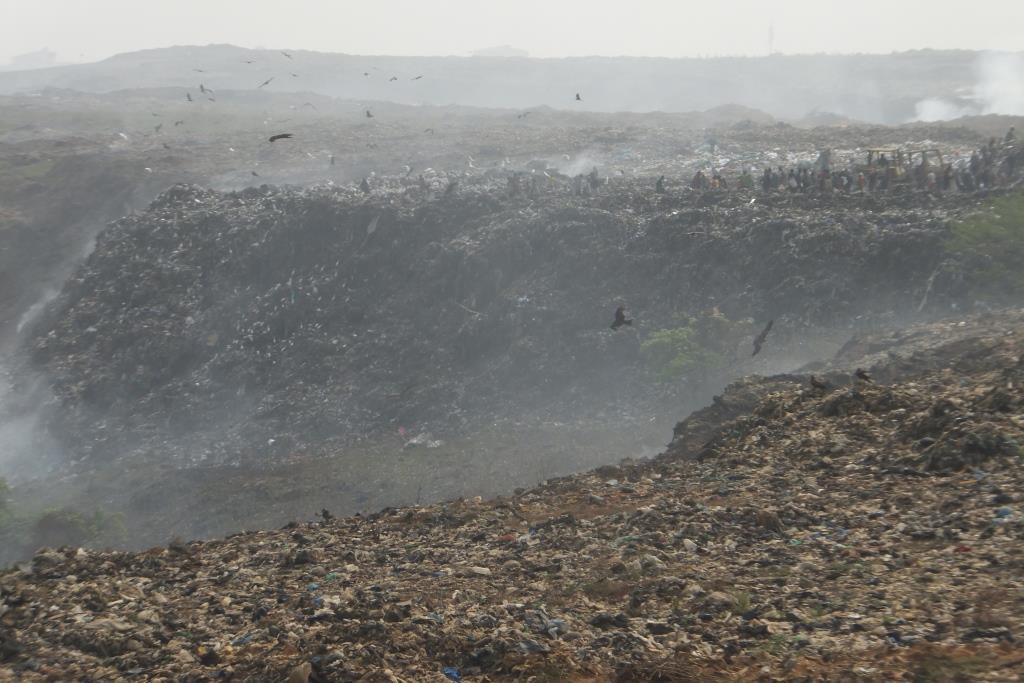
[442,666,462,682]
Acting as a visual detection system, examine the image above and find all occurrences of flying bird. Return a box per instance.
[162,143,171,149]
[281,51,293,59]
[411,75,423,80]
[258,77,275,88]
[186,93,193,102]
[751,320,773,356]
[363,72,370,76]
[251,170,260,177]
[193,68,205,73]
[854,368,873,383]
[575,92,582,101]
[809,375,830,391]
[610,305,632,330]
[389,76,398,82]
[290,72,299,77]
[199,84,207,93]
[268,133,294,143]
[424,128,435,134]
[174,120,184,126]
[365,109,374,118]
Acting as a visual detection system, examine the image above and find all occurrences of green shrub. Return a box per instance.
[29,507,125,549]
[641,325,723,381]
[641,312,753,382]
[946,192,1024,299]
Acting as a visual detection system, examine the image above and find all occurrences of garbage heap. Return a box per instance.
[4,310,1023,681]
[28,176,996,466]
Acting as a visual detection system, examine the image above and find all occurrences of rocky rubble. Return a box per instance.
[26,174,1003,466]
[3,311,1023,681]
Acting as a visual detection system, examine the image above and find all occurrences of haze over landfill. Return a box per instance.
[1,2,1023,680]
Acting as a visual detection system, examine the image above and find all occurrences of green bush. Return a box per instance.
[0,478,127,563]
[641,325,723,381]
[641,312,753,382]
[946,192,1024,299]
[29,507,125,550]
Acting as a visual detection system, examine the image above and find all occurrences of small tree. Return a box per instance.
[946,192,1024,300]
[29,507,125,549]
[641,325,723,382]
[641,312,754,382]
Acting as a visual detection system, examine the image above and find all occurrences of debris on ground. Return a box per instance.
[27,175,1011,469]
[4,311,1023,681]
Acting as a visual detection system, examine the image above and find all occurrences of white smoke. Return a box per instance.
[910,51,1024,121]
[554,150,602,177]
[912,97,974,122]
[16,287,58,334]
[975,51,1024,115]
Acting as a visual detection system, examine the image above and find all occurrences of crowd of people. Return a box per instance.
[689,128,1021,196]
[494,128,1021,200]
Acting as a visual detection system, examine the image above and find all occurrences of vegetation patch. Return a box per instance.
[641,313,754,383]
[945,191,1024,300]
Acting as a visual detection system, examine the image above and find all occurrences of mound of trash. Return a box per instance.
[27,175,998,465]
[4,311,1023,681]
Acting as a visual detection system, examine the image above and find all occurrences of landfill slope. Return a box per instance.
[3,311,1023,681]
[27,178,996,467]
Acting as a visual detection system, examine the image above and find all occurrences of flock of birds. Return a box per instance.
[136,51,879,394]
[138,48,592,182]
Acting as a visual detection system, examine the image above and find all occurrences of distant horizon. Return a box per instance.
[5,42,1024,72]
[5,0,1024,67]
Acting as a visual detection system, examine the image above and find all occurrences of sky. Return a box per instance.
[2,0,1023,65]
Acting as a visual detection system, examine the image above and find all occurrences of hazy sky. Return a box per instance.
[3,0,1023,65]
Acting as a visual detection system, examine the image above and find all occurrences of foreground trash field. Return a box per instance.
[4,311,1022,681]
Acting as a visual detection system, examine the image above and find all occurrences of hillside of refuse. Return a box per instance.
[2,93,1022,566]
[25,176,1003,471]
[3,310,1022,681]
